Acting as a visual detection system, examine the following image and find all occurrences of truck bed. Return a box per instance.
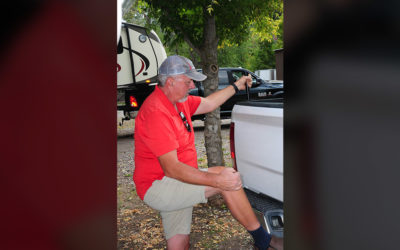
[231,99,283,202]
[231,98,284,237]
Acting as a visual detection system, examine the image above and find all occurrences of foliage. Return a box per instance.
[249,0,283,43]
[218,37,278,71]
[125,0,283,71]
[216,1,283,71]
[141,0,282,52]
[123,0,147,26]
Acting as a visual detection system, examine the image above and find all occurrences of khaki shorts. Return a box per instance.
[143,176,207,239]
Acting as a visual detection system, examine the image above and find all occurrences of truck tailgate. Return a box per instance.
[231,103,283,202]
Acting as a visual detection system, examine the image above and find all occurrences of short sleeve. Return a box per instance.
[187,95,201,117]
[138,109,179,157]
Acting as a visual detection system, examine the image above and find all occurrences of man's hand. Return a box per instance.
[215,167,242,191]
[234,75,252,91]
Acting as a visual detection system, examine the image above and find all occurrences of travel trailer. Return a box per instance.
[117,22,167,125]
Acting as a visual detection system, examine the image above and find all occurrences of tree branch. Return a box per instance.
[162,8,202,56]
[182,34,201,56]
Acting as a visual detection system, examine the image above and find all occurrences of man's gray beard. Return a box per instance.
[177,94,188,103]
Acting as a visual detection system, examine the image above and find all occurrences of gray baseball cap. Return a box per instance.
[159,55,207,81]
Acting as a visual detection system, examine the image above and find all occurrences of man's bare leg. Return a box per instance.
[167,234,189,250]
[221,188,261,230]
[207,167,283,250]
[206,167,259,230]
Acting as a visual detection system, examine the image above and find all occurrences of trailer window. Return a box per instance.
[117,37,123,54]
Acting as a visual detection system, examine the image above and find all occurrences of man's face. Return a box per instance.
[171,75,196,103]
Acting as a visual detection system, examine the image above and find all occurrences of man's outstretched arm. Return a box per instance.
[193,75,252,115]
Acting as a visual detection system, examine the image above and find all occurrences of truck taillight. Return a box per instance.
[130,96,138,107]
[230,122,238,171]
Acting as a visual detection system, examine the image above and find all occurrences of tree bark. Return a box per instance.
[200,9,224,167]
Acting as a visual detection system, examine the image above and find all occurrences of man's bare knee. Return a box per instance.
[204,166,237,198]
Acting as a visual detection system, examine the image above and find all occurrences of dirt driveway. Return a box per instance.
[117,119,254,249]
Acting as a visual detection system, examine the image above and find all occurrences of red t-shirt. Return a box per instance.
[133,86,201,200]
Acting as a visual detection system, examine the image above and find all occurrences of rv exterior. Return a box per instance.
[117,22,167,124]
[254,69,276,81]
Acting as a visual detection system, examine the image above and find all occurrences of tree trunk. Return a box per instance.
[200,10,224,167]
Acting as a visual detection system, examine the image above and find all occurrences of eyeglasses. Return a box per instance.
[173,76,193,87]
[179,112,191,132]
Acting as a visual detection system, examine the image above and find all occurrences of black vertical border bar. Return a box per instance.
[146,29,159,76]
[125,24,136,84]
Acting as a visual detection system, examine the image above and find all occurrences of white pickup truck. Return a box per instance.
[229,98,284,237]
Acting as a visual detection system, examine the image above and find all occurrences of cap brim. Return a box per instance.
[185,71,207,81]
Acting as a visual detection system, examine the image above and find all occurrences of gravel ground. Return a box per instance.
[117,117,253,249]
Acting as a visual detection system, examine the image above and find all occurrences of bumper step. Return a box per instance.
[244,188,284,238]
